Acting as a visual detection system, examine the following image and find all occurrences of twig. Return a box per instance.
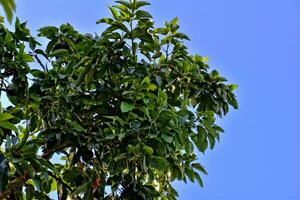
[48,171,83,200]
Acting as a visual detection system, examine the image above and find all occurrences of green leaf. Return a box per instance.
[141,76,150,85]
[63,36,76,51]
[65,118,85,132]
[158,89,168,105]
[228,84,239,91]
[96,18,115,25]
[152,156,167,170]
[170,17,178,25]
[109,6,119,19]
[202,57,209,62]
[85,67,95,86]
[105,134,116,140]
[227,92,238,109]
[0,0,16,23]
[5,32,13,43]
[130,120,141,130]
[29,37,38,50]
[0,121,18,132]
[161,134,173,144]
[194,172,204,187]
[174,32,190,40]
[59,23,74,33]
[147,84,157,91]
[22,54,34,62]
[143,146,154,155]
[0,113,14,121]
[127,144,135,153]
[38,26,59,38]
[135,10,152,19]
[192,127,208,153]
[121,102,134,113]
[45,38,58,54]
[211,69,219,78]
[185,167,195,182]
[50,49,69,57]
[122,168,129,174]
[75,64,91,86]
[186,140,194,154]
[198,137,208,153]
[191,163,208,175]
[50,179,57,192]
[30,69,45,78]
[73,56,90,69]
[208,134,216,149]
[197,126,206,141]
[136,1,151,9]
[116,0,132,9]
[70,182,90,196]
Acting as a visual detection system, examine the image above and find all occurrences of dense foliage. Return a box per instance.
[0,0,238,199]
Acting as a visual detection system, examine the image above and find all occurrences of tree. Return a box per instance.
[0,0,238,199]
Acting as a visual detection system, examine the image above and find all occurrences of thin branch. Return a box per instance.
[32,53,48,72]
[48,171,83,200]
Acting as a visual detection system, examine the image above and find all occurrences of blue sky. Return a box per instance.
[7,0,300,199]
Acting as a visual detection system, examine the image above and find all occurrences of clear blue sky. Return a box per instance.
[10,0,300,199]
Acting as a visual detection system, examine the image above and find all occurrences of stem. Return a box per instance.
[166,44,170,60]
[48,171,83,200]
[42,144,70,159]
[130,12,137,65]
[0,77,4,98]
[34,54,48,72]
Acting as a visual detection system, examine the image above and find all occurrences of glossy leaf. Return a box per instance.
[143,145,154,155]
[121,102,134,113]
[0,121,18,132]
[0,0,16,23]
[0,113,14,121]
[136,1,151,9]
[135,10,152,19]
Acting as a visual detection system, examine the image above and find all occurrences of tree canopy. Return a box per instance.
[0,0,238,199]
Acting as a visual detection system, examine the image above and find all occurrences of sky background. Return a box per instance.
[4,0,300,199]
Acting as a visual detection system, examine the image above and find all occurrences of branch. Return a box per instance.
[48,171,83,200]
[41,144,70,159]
[31,53,48,72]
